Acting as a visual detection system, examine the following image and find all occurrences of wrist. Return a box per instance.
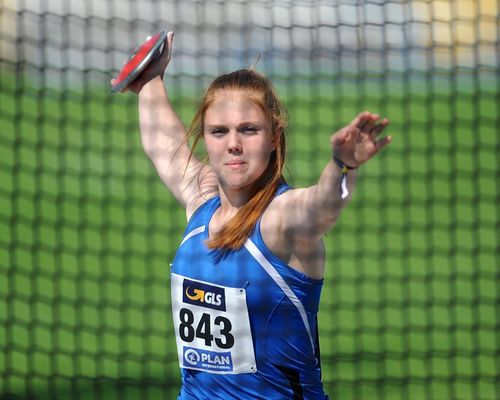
[333,155,357,171]
[332,156,355,200]
[137,75,164,96]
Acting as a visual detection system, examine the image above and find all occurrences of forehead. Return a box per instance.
[204,90,267,124]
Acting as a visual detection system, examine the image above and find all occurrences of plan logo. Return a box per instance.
[183,278,226,311]
[183,346,233,372]
[184,348,201,366]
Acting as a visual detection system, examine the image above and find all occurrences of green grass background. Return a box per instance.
[0,68,498,399]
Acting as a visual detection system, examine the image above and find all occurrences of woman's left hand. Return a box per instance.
[330,111,392,168]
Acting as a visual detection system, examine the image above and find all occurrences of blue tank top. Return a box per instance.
[171,184,328,399]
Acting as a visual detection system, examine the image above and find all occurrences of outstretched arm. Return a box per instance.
[115,32,217,216]
[278,111,392,241]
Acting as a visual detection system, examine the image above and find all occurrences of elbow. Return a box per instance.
[317,213,341,236]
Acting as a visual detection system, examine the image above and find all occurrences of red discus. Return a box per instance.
[111,30,168,94]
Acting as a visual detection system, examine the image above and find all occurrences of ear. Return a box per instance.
[270,126,283,151]
[268,134,277,152]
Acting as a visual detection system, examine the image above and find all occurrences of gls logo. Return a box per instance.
[183,279,226,311]
[185,287,222,306]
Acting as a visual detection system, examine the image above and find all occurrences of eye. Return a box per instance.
[209,128,227,137]
[241,125,258,134]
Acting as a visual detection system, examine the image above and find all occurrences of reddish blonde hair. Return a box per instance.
[187,69,288,252]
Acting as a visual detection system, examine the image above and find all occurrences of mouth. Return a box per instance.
[225,160,247,170]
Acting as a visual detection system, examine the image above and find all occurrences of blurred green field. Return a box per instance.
[0,69,498,399]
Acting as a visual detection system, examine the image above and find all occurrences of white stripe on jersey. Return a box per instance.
[180,225,206,246]
[244,239,316,356]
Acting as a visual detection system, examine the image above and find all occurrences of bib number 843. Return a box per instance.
[179,308,235,349]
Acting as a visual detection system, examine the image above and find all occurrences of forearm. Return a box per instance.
[316,110,390,222]
[138,76,187,160]
[312,157,357,227]
[284,158,356,241]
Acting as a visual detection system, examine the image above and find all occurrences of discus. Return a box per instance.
[111,30,168,94]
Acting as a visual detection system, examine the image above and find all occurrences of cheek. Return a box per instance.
[262,137,276,160]
[254,144,274,168]
[204,138,221,160]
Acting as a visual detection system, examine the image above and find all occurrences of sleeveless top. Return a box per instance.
[170,183,328,399]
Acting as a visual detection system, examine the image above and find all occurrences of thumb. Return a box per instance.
[165,31,174,57]
[331,129,348,147]
[156,32,173,66]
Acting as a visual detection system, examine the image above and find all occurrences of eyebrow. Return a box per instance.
[205,121,262,129]
[205,125,228,130]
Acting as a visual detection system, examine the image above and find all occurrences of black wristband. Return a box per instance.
[333,156,357,171]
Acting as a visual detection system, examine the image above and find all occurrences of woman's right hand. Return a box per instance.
[111,31,175,95]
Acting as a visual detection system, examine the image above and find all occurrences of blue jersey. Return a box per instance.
[170,184,328,399]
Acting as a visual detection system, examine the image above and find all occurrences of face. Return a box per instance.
[203,90,276,192]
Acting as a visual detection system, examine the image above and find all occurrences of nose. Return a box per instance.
[227,131,242,154]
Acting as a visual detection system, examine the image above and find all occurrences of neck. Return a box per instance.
[217,184,252,218]
[216,165,279,222]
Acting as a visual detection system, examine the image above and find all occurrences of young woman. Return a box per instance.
[115,32,391,399]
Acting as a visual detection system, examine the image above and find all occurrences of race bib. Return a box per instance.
[171,273,257,374]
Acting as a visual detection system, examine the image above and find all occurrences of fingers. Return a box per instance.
[351,111,370,129]
[352,112,390,139]
[355,112,392,155]
[375,134,392,151]
[167,31,175,46]
[370,117,389,139]
[352,111,378,130]
[154,32,174,69]
[164,31,175,58]
[369,118,391,155]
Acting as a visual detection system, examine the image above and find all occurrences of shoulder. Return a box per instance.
[185,189,219,222]
[261,186,313,239]
[260,188,300,249]
[263,187,308,223]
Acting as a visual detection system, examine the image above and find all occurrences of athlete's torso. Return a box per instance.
[171,184,328,399]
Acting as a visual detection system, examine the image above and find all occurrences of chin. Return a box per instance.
[221,175,258,190]
[225,180,251,190]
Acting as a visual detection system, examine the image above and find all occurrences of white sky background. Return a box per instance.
[1,0,498,88]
